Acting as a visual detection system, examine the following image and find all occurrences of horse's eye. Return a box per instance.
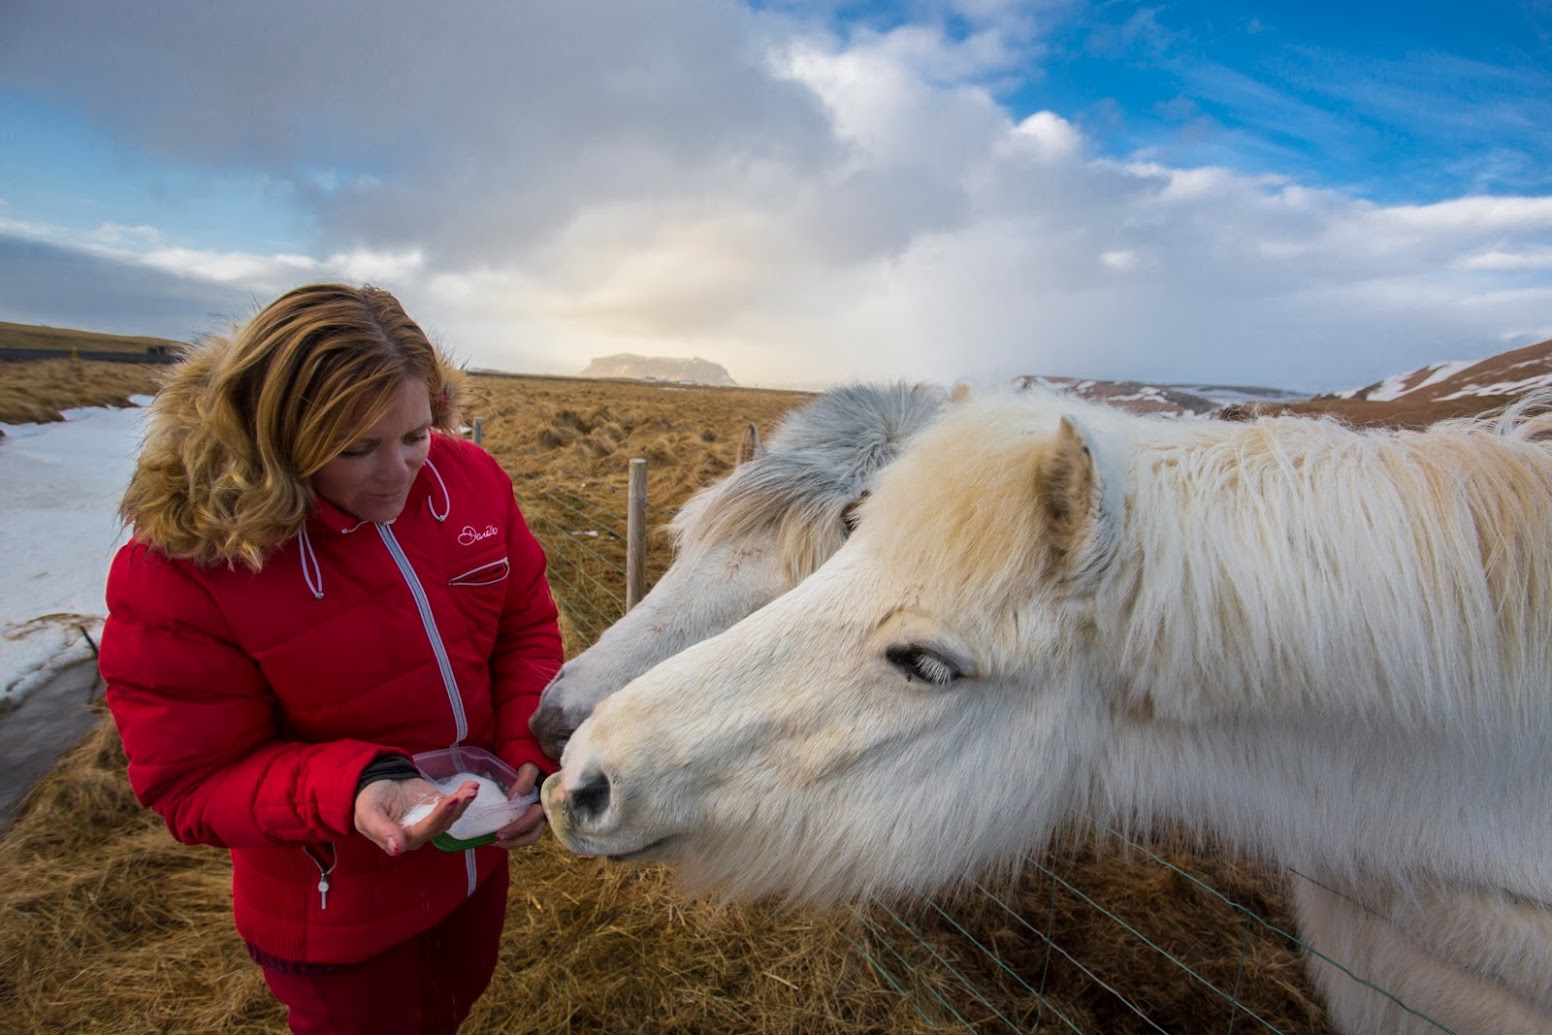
[885,645,962,686]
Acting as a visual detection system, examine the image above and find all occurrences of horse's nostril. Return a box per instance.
[529,708,575,761]
[570,773,611,822]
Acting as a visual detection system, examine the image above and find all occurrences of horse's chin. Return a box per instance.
[605,834,681,863]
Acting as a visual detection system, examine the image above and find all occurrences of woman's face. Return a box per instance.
[312,379,434,524]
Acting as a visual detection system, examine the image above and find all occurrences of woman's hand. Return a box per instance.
[354,777,478,857]
[493,763,548,850]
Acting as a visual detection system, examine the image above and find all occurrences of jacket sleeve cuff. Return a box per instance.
[354,753,420,794]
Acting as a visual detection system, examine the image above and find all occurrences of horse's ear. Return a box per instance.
[950,381,973,404]
[737,422,763,466]
[1038,416,1119,589]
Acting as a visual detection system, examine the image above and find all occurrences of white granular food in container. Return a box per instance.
[398,772,519,839]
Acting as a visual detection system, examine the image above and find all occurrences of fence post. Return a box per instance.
[625,458,648,611]
[471,417,484,447]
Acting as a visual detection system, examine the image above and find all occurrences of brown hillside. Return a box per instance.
[1214,338,1552,428]
[1334,336,1552,410]
[0,319,185,356]
[1221,391,1524,429]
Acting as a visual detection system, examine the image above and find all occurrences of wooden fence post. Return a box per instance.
[625,458,648,611]
[471,417,484,447]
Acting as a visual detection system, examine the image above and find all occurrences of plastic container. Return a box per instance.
[410,746,538,851]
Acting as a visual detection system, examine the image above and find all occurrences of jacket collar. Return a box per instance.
[309,496,371,535]
[304,436,453,535]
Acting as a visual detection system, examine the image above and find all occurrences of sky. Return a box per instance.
[2,0,1550,393]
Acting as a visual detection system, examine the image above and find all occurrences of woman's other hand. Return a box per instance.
[354,777,478,856]
[493,763,547,850]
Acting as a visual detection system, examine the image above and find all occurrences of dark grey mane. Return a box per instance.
[671,383,947,578]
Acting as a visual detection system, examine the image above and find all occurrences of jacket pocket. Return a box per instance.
[448,557,509,588]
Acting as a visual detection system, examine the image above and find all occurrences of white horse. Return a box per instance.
[545,389,1552,1034]
[529,381,946,759]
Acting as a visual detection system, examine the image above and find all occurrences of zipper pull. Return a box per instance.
[318,874,330,911]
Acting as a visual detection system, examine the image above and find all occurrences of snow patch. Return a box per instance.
[1441,373,1552,401]
[1364,371,1420,402]
[1410,360,1477,394]
[0,405,146,706]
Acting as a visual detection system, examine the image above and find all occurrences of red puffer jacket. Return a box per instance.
[100,433,563,964]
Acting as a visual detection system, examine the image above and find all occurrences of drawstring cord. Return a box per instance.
[299,457,450,598]
[297,523,323,600]
[423,458,450,522]
[297,516,364,600]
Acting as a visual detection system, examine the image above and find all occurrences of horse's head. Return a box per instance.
[530,383,945,759]
[543,393,1136,903]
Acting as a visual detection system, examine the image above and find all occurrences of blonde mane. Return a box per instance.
[864,392,1552,732]
[1120,403,1552,727]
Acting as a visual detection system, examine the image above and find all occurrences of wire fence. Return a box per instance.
[511,448,1453,1034]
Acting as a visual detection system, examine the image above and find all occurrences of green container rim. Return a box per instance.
[432,831,496,851]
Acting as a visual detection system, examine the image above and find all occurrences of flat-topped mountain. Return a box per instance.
[580,353,736,386]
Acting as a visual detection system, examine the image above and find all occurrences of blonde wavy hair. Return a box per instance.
[121,283,465,570]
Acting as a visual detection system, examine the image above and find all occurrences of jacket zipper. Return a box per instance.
[303,843,337,911]
[377,523,468,742]
[378,521,480,899]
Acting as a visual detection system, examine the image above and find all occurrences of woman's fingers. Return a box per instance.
[493,802,548,849]
[354,797,406,856]
[400,781,478,849]
[512,762,542,796]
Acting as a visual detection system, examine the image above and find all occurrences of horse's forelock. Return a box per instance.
[669,382,947,575]
[674,453,859,575]
[859,394,1102,608]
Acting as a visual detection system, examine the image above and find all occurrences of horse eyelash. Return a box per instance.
[885,645,961,686]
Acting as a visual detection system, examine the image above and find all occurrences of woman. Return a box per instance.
[100,283,564,1034]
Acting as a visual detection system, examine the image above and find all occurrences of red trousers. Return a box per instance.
[255,874,508,1035]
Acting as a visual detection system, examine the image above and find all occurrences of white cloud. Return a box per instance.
[94,223,165,247]
[1374,196,1552,234]
[1100,249,1139,271]
[1006,111,1081,161]
[1,1,1549,392]
[136,247,317,285]
[1457,248,1552,271]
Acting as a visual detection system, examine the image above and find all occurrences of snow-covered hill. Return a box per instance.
[1334,338,1552,404]
[1015,375,1304,417]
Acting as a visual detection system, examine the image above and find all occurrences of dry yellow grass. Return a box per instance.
[0,363,1336,1034]
[0,359,166,424]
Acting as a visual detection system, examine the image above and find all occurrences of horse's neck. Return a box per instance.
[1099,713,1552,900]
